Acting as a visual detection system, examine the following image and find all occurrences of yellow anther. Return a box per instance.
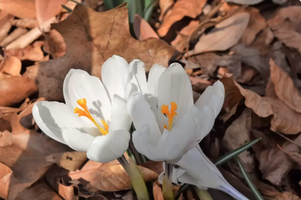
[161,102,178,131]
[74,98,109,135]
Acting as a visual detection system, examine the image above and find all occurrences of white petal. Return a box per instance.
[195,81,225,118]
[175,147,248,200]
[101,55,128,99]
[87,129,130,163]
[32,101,88,143]
[63,69,112,132]
[157,63,194,130]
[146,64,166,115]
[62,128,94,152]
[128,59,147,94]
[127,92,161,145]
[109,95,131,132]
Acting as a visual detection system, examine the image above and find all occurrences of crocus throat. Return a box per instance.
[74,98,109,135]
[161,102,178,131]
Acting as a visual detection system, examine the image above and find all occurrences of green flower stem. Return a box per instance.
[163,162,175,200]
[194,187,213,200]
[118,155,150,200]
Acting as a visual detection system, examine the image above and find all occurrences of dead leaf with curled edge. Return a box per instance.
[157,0,206,37]
[270,59,301,113]
[67,158,158,192]
[0,113,70,199]
[38,4,175,101]
[189,12,250,55]
[134,15,159,41]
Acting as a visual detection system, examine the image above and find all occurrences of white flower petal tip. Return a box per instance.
[87,130,131,163]
[219,185,249,200]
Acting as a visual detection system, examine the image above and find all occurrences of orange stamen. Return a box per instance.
[74,98,108,135]
[161,102,178,131]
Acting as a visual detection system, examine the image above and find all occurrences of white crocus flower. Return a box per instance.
[32,55,131,163]
[170,146,249,200]
[127,60,248,200]
[127,60,224,163]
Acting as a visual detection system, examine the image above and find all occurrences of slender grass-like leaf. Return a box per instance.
[175,184,190,199]
[236,158,264,200]
[143,0,156,22]
[103,0,115,10]
[126,0,143,24]
[70,0,82,4]
[61,5,72,13]
[215,138,261,166]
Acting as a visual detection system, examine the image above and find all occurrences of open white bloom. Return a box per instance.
[126,60,224,163]
[170,146,249,200]
[33,55,131,163]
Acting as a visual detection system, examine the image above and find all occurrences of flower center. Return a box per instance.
[161,102,178,131]
[74,98,109,135]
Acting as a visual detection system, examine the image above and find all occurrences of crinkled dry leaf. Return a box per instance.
[0,28,28,47]
[267,6,301,53]
[6,41,45,61]
[44,29,66,59]
[0,56,21,76]
[38,4,175,101]
[270,59,301,113]
[0,113,70,199]
[223,109,254,172]
[15,182,62,200]
[58,182,79,200]
[0,21,12,43]
[256,141,297,186]
[46,151,87,171]
[0,0,36,19]
[157,0,206,37]
[189,12,250,54]
[134,15,159,41]
[141,161,163,175]
[242,7,266,46]
[0,76,37,106]
[67,159,157,192]
[0,163,13,199]
[159,0,174,21]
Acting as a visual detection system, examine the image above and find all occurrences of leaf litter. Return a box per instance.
[1,0,301,199]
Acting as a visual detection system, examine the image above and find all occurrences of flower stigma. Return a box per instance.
[74,98,109,135]
[161,102,178,131]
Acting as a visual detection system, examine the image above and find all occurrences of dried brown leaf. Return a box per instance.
[224,109,254,172]
[0,28,28,47]
[0,163,14,199]
[158,0,206,37]
[134,15,159,41]
[38,4,175,101]
[44,29,66,59]
[35,0,68,27]
[190,12,250,54]
[6,41,45,61]
[15,182,62,200]
[58,182,79,200]
[0,113,70,199]
[0,77,37,106]
[242,7,266,46]
[0,21,12,43]
[0,56,21,76]
[159,0,174,21]
[153,181,164,200]
[270,59,301,113]
[46,151,87,171]
[256,141,297,185]
[0,0,36,18]
[11,18,38,29]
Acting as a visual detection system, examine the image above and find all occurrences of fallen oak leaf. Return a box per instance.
[134,14,159,41]
[0,56,21,76]
[0,113,70,199]
[38,4,175,101]
[58,182,79,200]
[270,59,301,113]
